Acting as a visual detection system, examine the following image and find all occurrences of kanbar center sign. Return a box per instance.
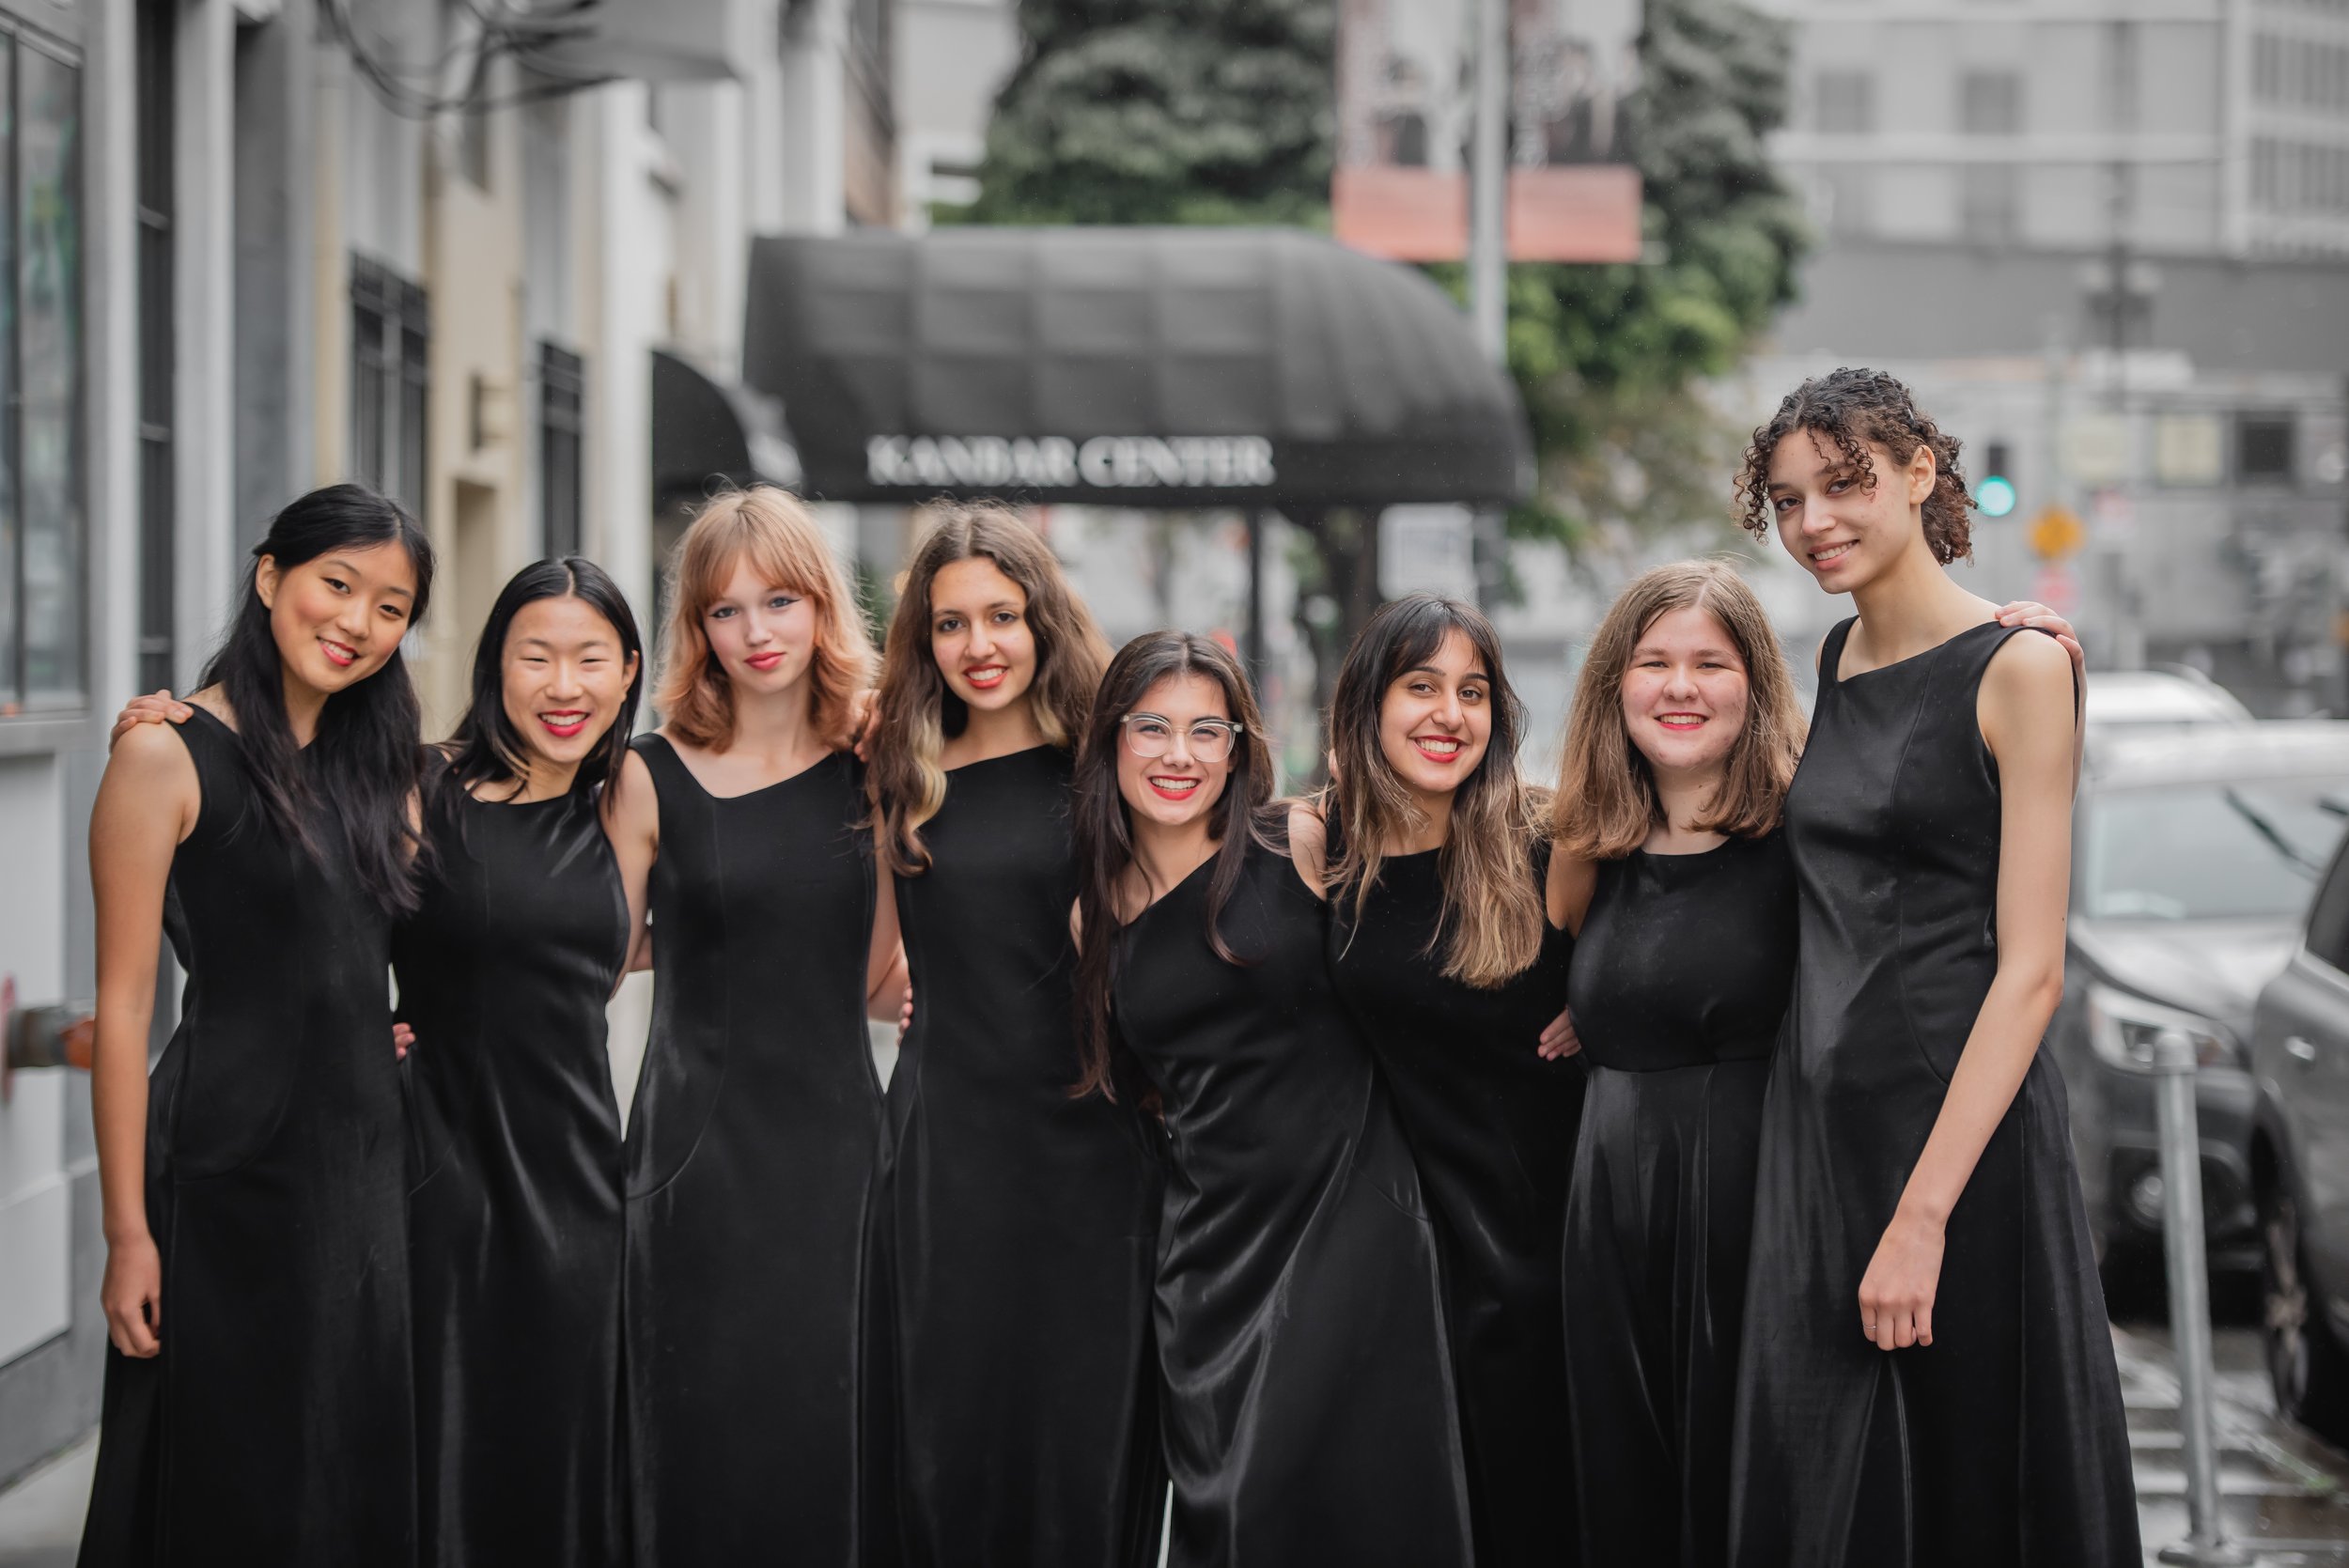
[866,434,1277,491]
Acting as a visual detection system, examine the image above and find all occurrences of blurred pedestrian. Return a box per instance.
[1305,593,1586,1568]
[1071,631,1474,1568]
[862,505,1166,1567]
[78,485,432,1567]
[602,488,906,1566]
[1727,367,2139,1566]
[1546,561,1802,1566]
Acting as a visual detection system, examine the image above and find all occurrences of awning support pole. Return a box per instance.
[1470,0,1510,611]
[1245,509,1268,691]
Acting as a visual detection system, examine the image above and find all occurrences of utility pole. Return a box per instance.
[1469,0,1509,610]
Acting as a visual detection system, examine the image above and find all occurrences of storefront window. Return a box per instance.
[0,35,83,717]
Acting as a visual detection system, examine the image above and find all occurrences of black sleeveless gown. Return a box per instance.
[78,706,412,1567]
[873,745,1165,1566]
[1324,835,1584,1568]
[396,783,630,1568]
[624,738,884,1566]
[1563,831,1794,1567]
[1113,838,1473,1568]
[1729,620,2138,1567]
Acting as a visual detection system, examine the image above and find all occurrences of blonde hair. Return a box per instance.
[1554,560,1806,859]
[654,487,876,752]
[866,502,1110,876]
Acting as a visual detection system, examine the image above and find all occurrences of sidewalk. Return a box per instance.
[0,1436,90,1568]
[2120,1320,2349,1565]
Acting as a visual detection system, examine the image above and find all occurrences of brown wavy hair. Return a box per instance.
[1070,631,1281,1100]
[1735,366,1976,565]
[654,486,875,752]
[1554,560,1806,859]
[868,502,1112,875]
[1320,594,1549,989]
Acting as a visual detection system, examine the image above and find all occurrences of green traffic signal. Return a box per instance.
[1977,475,2017,518]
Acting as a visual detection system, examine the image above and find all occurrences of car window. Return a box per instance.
[2307,839,2349,973]
[2082,779,2349,922]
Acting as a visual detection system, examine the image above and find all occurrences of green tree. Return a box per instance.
[954,0,1333,227]
[1502,0,1809,552]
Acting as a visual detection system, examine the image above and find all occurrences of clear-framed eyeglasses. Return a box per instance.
[1120,712,1246,763]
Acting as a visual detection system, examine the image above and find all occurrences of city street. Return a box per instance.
[2122,1281,2349,1565]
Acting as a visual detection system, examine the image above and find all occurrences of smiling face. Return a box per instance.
[1115,672,1236,831]
[502,595,639,773]
[702,555,816,697]
[257,541,420,695]
[1377,629,1493,804]
[929,556,1038,714]
[1620,604,1750,778]
[1767,427,1937,594]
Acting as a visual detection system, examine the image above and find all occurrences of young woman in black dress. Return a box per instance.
[1070,631,1473,1568]
[603,487,908,1566]
[863,504,1164,1566]
[1728,368,2139,1566]
[1302,594,1584,1568]
[113,560,647,1567]
[80,486,433,1566]
[397,560,642,1568]
[1541,561,1803,1567]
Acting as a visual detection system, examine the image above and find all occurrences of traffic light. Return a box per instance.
[1976,441,2017,519]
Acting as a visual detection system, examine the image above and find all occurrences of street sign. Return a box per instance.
[2032,562,2079,614]
[2091,489,2135,544]
[2030,505,2087,562]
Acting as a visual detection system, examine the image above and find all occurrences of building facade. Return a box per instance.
[0,0,897,1489]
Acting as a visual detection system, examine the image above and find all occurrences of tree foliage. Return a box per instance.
[1503,0,1809,550]
[954,0,1335,227]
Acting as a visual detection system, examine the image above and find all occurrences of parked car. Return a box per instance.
[2082,667,2257,734]
[2049,723,2349,1287]
[2251,820,2349,1442]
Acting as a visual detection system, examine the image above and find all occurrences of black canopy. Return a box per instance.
[741,227,1532,509]
[650,348,798,511]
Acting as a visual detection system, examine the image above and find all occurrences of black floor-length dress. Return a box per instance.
[874,745,1164,1567]
[1325,837,1585,1568]
[1562,831,1794,1567]
[1729,620,2139,1568]
[396,784,630,1568]
[78,706,413,1568]
[624,738,885,1566]
[1113,838,1473,1568]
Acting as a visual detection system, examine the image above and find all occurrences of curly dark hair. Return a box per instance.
[1734,367,1975,565]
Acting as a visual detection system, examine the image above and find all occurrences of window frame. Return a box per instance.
[0,21,88,726]
[349,253,430,514]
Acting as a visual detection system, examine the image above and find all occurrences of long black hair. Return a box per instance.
[200,483,435,916]
[439,557,645,806]
[1069,630,1280,1099]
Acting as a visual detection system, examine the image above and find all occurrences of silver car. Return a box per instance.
[2049,724,2349,1291]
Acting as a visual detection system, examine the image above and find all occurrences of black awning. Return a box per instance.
[741,227,1532,509]
[650,348,799,511]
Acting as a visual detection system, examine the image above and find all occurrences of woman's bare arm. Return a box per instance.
[1856,629,2077,1352]
[603,748,660,985]
[88,724,200,1358]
